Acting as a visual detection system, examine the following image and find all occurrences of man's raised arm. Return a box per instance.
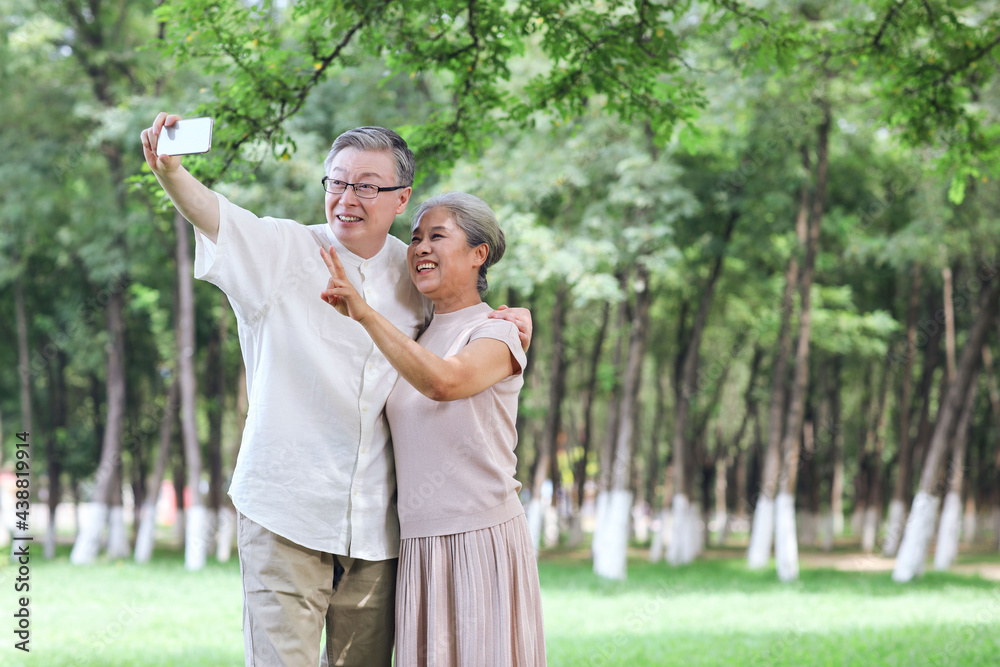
[140,112,221,243]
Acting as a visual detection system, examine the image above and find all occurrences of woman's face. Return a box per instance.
[407,207,486,312]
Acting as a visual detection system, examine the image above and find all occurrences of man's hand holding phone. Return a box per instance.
[140,113,213,176]
[140,112,222,242]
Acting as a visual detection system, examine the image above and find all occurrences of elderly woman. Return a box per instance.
[320,192,546,666]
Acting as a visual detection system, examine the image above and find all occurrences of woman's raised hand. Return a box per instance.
[320,245,371,322]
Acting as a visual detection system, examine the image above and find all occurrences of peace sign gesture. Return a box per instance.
[320,245,371,323]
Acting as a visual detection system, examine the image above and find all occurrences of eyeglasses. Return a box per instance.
[321,177,406,199]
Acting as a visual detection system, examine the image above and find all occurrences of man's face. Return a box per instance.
[324,147,411,259]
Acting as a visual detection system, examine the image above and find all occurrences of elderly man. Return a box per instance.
[141,113,530,667]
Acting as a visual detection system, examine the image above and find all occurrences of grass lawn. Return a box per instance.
[1,544,998,666]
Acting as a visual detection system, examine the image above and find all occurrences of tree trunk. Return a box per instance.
[106,456,130,559]
[595,266,652,580]
[748,153,811,569]
[205,293,228,559]
[862,359,893,553]
[690,351,737,551]
[643,368,669,556]
[175,212,207,571]
[893,277,1000,582]
[933,378,980,570]
[71,288,128,564]
[713,439,729,545]
[669,211,738,566]
[512,289,532,484]
[568,302,610,549]
[901,303,944,536]
[593,275,628,569]
[732,344,764,529]
[129,417,148,544]
[13,275,33,551]
[645,368,668,518]
[825,356,844,548]
[800,420,821,546]
[44,351,67,559]
[981,343,1000,553]
[943,267,957,384]
[173,447,186,546]
[884,265,922,556]
[135,378,179,563]
[528,283,568,551]
[775,110,830,583]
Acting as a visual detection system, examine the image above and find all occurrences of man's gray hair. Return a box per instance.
[324,126,415,187]
[413,192,506,295]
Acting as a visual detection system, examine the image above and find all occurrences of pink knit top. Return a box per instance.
[386,302,528,539]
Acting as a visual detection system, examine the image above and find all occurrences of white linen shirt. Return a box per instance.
[193,192,429,559]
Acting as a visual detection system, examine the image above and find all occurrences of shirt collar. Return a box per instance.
[322,224,394,269]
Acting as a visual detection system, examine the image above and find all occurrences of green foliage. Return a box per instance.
[154,0,711,179]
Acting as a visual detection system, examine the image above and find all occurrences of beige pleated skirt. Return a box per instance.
[394,514,547,666]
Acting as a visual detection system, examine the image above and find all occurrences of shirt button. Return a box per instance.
[361,447,368,454]
[362,406,369,413]
[368,363,375,371]
[353,489,359,496]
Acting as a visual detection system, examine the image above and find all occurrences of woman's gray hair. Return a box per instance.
[412,192,506,295]
[324,126,415,187]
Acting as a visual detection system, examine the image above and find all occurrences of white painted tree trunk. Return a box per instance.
[106,506,130,559]
[70,502,108,564]
[882,498,906,557]
[832,507,844,537]
[850,506,864,536]
[543,504,560,549]
[667,494,699,566]
[747,496,775,569]
[134,501,157,564]
[632,503,650,543]
[593,490,631,580]
[526,498,544,554]
[185,504,208,571]
[216,507,237,563]
[648,508,670,563]
[893,491,940,582]
[820,512,834,552]
[566,512,584,550]
[933,491,962,571]
[861,506,880,554]
[43,506,56,559]
[592,491,608,564]
[774,492,799,582]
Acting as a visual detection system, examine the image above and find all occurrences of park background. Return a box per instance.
[2,0,1000,664]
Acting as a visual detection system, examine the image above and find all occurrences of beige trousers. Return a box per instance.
[236,512,397,667]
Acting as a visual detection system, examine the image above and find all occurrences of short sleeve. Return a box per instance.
[193,192,294,322]
[469,318,527,375]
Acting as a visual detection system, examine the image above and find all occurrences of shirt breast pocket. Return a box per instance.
[306,295,363,343]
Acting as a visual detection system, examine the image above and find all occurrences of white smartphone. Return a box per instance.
[157,117,214,156]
